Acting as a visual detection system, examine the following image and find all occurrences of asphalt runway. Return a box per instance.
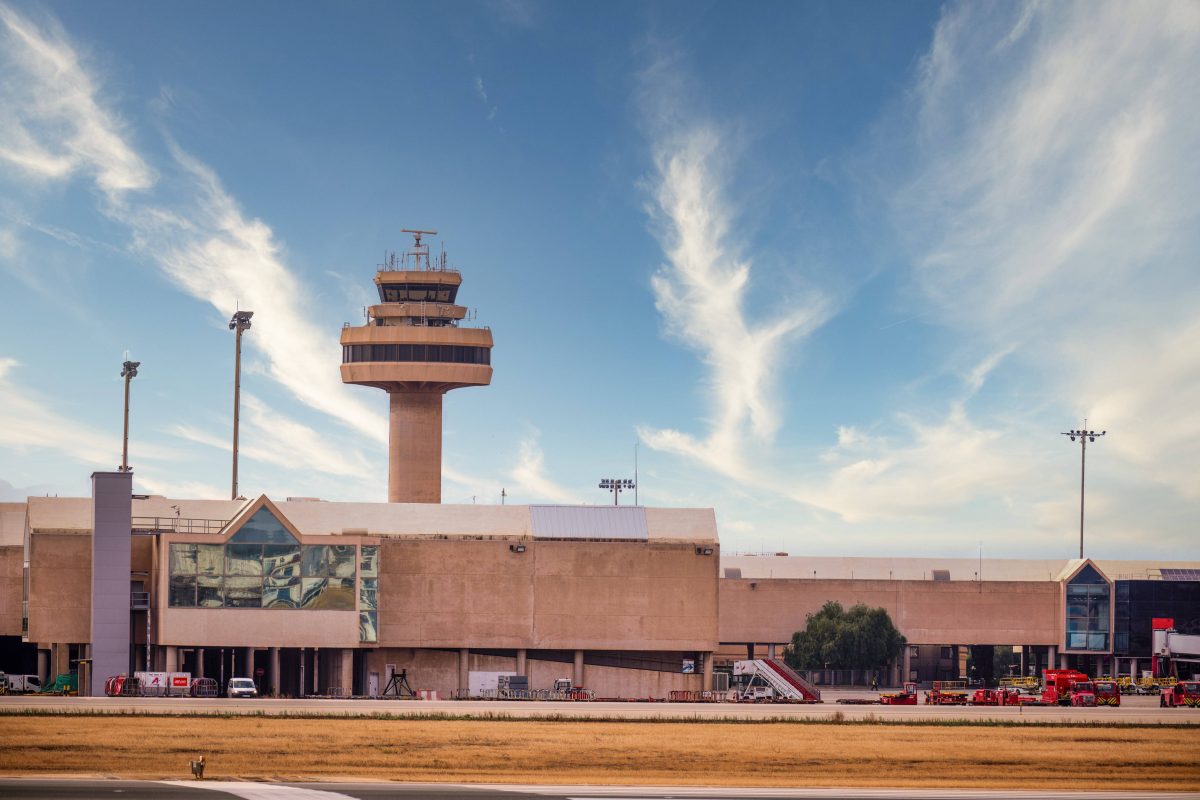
[1,782,1198,800]
[1,691,1193,724]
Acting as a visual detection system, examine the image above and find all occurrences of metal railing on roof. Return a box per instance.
[131,517,228,534]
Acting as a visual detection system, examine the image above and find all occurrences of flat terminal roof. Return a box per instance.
[721,555,1200,582]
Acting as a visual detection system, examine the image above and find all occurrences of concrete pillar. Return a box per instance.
[573,649,584,688]
[388,391,445,503]
[298,648,306,696]
[195,648,205,679]
[1047,645,1056,673]
[242,647,254,681]
[458,648,469,693]
[516,648,527,676]
[340,649,353,696]
[1059,652,1068,670]
[313,648,321,694]
[165,646,179,673]
[1130,658,1138,680]
[767,643,777,659]
[702,651,714,692]
[37,649,49,683]
[902,646,911,683]
[889,657,899,688]
[269,648,280,697]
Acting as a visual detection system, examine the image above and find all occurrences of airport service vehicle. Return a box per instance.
[1093,680,1121,706]
[40,673,77,695]
[924,680,970,705]
[0,674,40,694]
[970,687,1021,706]
[226,677,258,698]
[1160,681,1200,708]
[879,682,918,705]
[1042,669,1095,706]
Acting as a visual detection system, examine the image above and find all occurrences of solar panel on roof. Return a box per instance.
[1160,568,1200,581]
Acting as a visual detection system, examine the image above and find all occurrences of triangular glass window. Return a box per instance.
[1069,563,1106,585]
[229,507,297,544]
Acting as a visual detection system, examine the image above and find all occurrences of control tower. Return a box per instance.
[340,230,493,503]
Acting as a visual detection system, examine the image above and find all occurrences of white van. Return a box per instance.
[226,677,258,698]
[6,675,41,693]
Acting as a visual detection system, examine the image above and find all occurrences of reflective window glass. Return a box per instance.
[224,577,263,608]
[301,576,355,609]
[359,611,378,643]
[263,577,301,609]
[360,546,379,577]
[196,545,224,577]
[300,577,328,608]
[229,507,298,544]
[170,544,197,575]
[360,577,377,610]
[329,545,356,578]
[197,575,223,608]
[301,546,330,577]
[262,545,301,579]
[169,575,197,607]
[226,543,264,576]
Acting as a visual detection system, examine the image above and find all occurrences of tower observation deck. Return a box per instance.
[340,229,493,503]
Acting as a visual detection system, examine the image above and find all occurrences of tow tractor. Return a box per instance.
[1093,679,1121,706]
[879,682,918,705]
[1160,681,1200,708]
[924,680,970,705]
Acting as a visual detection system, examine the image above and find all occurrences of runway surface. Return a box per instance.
[1,692,1193,724]
[1,781,1197,800]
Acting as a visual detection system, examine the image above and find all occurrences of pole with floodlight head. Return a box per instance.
[599,478,635,506]
[1061,420,1105,559]
[229,310,254,500]
[119,359,140,472]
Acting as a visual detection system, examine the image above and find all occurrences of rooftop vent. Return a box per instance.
[931,569,951,582]
[724,567,742,579]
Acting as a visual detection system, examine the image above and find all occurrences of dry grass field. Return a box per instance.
[1,715,1198,790]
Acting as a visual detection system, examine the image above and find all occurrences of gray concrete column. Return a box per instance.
[1130,658,1138,680]
[313,648,321,694]
[767,643,777,659]
[1047,645,1056,672]
[889,657,899,688]
[902,646,911,683]
[340,649,353,695]
[702,651,714,692]
[195,648,205,679]
[269,648,280,696]
[516,648,527,676]
[1059,651,1068,670]
[573,649,584,688]
[458,648,470,693]
[165,646,179,673]
[37,649,49,683]
[298,648,306,696]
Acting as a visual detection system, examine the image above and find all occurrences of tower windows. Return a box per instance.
[342,344,490,365]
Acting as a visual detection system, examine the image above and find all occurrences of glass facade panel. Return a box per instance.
[263,577,301,608]
[197,575,223,608]
[225,543,264,576]
[1065,566,1111,651]
[224,576,263,608]
[301,577,328,608]
[229,507,298,544]
[301,546,330,577]
[360,577,377,610]
[359,610,378,643]
[170,544,197,575]
[196,544,224,577]
[263,545,301,578]
[300,576,354,610]
[360,545,379,577]
[169,575,197,607]
[330,545,357,578]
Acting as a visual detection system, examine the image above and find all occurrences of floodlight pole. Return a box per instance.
[229,310,254,500]
[119,360,140,472]
[1061,420,1106,559]
[599,477,635,506]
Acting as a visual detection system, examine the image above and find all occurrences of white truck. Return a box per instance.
[3,674,42,693]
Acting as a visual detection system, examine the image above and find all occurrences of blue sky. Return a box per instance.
[1,1,1197,559]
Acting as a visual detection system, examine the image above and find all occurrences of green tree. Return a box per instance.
[784,601,906,671]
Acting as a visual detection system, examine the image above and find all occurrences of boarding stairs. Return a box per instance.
[734,658,821,702]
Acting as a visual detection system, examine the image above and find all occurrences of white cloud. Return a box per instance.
[508,434,582,505]
[0,3,153,194]
[638,123,830,481]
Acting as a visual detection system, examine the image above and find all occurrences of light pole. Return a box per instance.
[119,359,140,472]
[1061,421,1105,559]
[229,310,254,500]
[599,478,635,506]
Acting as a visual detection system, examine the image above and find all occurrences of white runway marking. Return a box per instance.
[160,781,358,799]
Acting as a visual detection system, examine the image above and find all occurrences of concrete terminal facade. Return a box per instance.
[1,230,1197,696]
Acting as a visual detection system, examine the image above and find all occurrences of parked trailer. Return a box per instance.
[970,687,1022,706]
[925,680,970,705]
[1042,669,1096,706]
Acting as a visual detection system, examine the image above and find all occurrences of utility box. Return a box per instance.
[468,671,523,696]
[498,674,528,691]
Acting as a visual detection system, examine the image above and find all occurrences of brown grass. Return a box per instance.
[1,716,1197,790]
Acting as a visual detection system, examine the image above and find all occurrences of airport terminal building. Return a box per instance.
[1,232,1196,696]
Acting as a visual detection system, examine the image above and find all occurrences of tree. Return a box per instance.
[784,601,906,671]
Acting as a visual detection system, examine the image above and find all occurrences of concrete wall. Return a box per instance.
[27,532,90,644]
[718,578,1061,646]
[363,648,703,698]
[160,609,360,648]
[0,547,22,636]
[378,539,719,651]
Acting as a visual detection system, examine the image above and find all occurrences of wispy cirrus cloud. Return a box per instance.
[636,55,831,481]
[508,433,582,505]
